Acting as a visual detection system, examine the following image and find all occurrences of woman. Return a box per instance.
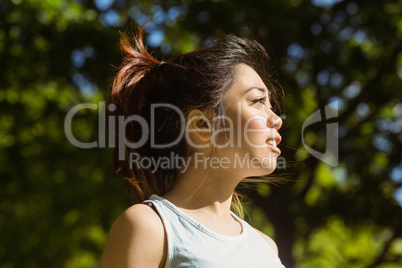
[101,24,286,268]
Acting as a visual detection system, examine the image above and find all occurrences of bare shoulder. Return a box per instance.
[100,203,166,268]
[253,228,279,256]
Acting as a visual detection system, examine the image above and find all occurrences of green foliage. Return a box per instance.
[294,217,395,268]
[1,0,401,267]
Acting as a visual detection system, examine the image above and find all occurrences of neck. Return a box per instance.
[163,156,243,218]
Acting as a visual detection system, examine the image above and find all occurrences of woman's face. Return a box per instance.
[215,63,282,177]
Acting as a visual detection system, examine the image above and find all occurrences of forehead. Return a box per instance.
[225,63,267,98]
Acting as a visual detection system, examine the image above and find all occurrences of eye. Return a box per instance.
[251,97,267,106]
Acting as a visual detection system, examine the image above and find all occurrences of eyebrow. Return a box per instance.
[244,87,270,95]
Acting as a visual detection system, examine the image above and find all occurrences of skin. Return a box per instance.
[100,64,283,268]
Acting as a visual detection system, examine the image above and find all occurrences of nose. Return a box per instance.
[267,110,282,130]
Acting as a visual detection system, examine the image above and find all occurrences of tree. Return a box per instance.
[1,0,401,267]
[159,0,402,266]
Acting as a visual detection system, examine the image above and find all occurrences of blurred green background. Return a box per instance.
[1,0,402,267]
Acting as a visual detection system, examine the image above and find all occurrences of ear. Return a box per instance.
[186,109,212,142]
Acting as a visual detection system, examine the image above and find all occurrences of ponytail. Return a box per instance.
[110,24,160,112]
[108,25,175,203]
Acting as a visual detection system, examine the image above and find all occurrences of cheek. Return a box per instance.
[239,113,268,146]
[241,112,267,130]
[247,119,266,129]
[225,105,267,142]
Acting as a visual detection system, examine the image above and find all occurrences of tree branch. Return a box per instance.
[367,233,397,268]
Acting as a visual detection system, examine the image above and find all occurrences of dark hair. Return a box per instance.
[108,25,284,214]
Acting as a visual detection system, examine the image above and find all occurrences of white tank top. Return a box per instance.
[143,194,286,268]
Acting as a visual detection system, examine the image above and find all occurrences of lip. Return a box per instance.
[266,132,282,156]
[267,144,281,156]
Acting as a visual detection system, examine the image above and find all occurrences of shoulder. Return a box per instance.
[253,228,279,256]
[100,203,167,268]
[114,203,165,239]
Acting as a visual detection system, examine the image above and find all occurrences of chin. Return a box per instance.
[258,155,278,174]
[244,157,277,177]
[244,167,276,178]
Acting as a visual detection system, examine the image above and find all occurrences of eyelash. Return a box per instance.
[251,97,272,109]
[252,97,266,104]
